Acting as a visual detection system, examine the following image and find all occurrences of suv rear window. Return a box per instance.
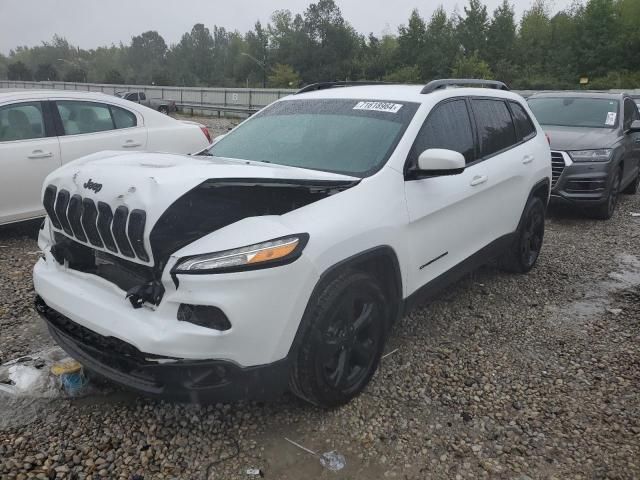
[207,99,419,177]
[509,101,536,141]
[472,99,517,158]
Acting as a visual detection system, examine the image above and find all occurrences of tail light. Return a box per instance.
[199,125,212,144]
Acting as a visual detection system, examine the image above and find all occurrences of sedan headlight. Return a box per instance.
[173,234,309,274]
[568,149,612,162]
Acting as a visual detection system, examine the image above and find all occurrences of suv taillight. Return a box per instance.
[200,125,212,144]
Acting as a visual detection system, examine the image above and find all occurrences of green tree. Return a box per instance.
[301,0,360,81]
[573,0,619,78]
[486,1,516,69]
[451,51,493,78]
[63,67,86,82]
[517,0,552,79]
[0,54,8,79]
[268,63,301,87]
[384,65,421,83]
[397,9,427,68]
[423,7,458,80]
[457,0,489,58]
[128,31,167,83]
[7,61,32,80]
[34,63,58,81]
[104,69,125,84]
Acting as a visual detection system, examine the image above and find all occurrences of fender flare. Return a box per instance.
[286,246,403,357]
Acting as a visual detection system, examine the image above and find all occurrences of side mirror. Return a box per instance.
[629,120,640,133]
[410,149,466,179]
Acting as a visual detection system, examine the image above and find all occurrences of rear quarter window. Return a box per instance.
[471,99,518,158]
[111,106,137,129]
[509,101,537,141]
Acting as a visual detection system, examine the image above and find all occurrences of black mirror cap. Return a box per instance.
[629,120,640,133]
[405,166,466,181]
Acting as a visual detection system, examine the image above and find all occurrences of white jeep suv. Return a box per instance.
[33,80,551,407]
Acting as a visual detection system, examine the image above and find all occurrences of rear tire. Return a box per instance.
[499,196,546,274]
[622,169,639,195]
[289,271,390,408]
[591,168,622,220]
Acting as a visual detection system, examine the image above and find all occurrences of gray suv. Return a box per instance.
[528,92,640,219]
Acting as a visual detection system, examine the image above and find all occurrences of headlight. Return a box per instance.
[568,149,612,162]
[173,234,309,274]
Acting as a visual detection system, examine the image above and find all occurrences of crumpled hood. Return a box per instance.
[543,125,622,151]
[42,151,358,266]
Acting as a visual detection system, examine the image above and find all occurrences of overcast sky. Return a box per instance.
[0,0,576,54]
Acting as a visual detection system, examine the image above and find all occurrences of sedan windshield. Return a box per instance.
[528,97,620,129]
[206,99,419,177]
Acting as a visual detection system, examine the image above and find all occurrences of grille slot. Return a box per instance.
[67,195,87,242]
[54,190,73,236]
[128,210,149,262]
[112,206,135,258]
[81,198,102,247]
[43,185,149,263]
[43,185,61,229]
[97,202,117,253]
[551,151,566,187]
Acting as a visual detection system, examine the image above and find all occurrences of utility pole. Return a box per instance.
[241,52,267,88]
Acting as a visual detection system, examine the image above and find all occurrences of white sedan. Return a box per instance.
[0,90,212,225]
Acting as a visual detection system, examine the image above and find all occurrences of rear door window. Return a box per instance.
[624,99,639,130]
[471,99,518,158]
[56,101,115,135]
[0,102,46,142]
[410,99,476,164]
[509,101,537,142]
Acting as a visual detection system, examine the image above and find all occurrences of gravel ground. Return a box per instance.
[1,137,639,479]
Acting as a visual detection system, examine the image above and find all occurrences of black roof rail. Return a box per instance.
[296,81,394,94]
[421,79,509,94]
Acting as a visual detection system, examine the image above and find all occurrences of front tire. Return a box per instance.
[500,196,546,274]
[591,168,622,220]
[158,106,169,115]
[289,271,390,408]
[622,169,640,195]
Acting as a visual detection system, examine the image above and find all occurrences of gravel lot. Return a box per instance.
[1,131,639,479]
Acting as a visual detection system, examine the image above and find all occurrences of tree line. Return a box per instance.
[1,0,639,90]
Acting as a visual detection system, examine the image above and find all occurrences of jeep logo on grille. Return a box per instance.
[83,179,102,194]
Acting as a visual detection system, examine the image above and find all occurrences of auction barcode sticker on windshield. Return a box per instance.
[605,112,617,126]
[354,101,403,113]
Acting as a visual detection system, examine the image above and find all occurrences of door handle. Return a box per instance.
[470,175,489,186]
[522,155,534,164]
[122,141,142,148]
[28,150,53,159]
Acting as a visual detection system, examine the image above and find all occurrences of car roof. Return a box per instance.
[286,84,526,104]
[528,91,628,101]
[0,89,119,103]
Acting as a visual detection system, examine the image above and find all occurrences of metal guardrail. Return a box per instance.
[0,80,296,115]
[2,80,639,113]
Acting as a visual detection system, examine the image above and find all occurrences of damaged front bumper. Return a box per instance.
[35,296,290,402]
